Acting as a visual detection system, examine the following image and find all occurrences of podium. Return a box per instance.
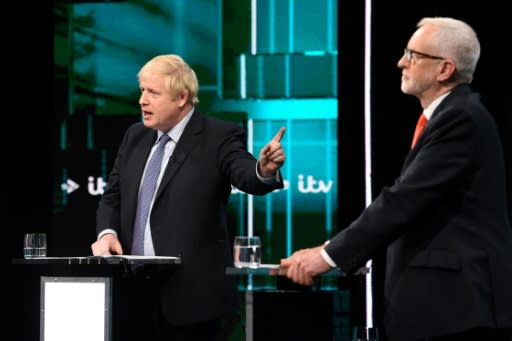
[226,266,371,341]
[11,256,181,341]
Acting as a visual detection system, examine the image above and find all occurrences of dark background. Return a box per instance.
[6,0,511,340]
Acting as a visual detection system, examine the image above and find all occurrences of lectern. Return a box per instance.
[12,256,181,341]
[226,266,371,341]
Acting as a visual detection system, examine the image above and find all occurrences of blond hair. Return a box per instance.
[138,54,199,104]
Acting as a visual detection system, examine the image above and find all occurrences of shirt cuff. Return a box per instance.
[98,229,117,240]
[256,161,282,184]
[321,246,337,268]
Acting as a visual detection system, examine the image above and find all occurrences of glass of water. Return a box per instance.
[233,236,261,268]
[23,233,47,259]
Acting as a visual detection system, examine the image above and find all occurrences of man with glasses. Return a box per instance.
[403,48,444,63]
[280,17,512,341]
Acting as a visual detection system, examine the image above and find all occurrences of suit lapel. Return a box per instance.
[154,110,203,199]
[401,85,470,171]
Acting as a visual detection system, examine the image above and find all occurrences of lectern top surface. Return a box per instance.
[12,255,182,265]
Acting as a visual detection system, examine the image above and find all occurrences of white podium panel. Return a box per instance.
[40,277,112,341]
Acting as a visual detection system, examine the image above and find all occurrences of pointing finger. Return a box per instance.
[272,127,286,142]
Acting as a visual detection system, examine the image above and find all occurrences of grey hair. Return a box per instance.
[418,17,480,83]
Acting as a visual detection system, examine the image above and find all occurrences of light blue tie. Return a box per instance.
[131,134,171,255]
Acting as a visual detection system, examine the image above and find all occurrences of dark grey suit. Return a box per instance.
[96,109,283,325]
[325,84,512,341]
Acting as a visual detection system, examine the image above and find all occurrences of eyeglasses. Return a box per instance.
[403,48,444,64]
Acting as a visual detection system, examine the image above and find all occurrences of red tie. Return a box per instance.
[411,113,428,149]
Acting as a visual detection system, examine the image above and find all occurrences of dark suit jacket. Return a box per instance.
[325,84,512,341]
[96,109,283,325]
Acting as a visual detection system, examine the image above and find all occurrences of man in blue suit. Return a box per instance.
[281,17,512,341]
[92,54,285,340]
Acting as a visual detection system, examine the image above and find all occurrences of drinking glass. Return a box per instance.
[233,236,261,268]
[23,233,47,259]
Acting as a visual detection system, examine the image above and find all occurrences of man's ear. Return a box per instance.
[178,90,189,107]
[437,59,456,82]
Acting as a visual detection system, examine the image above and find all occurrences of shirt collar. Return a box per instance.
[157,107,195,143]
[423,92,451,120]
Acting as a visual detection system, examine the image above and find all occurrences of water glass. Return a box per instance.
[233,236,261,268]
[23,233,47,259]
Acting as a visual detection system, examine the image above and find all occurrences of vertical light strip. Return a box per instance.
[60,121,67,150]
[332,52,337,96]
[68,5,74,117]
[251,0,257,55]
[87,114,93,150]
[266,121,273,235]
[364,0,374,329]
[288,0,294,52]
[247,118,255,291]
[217,0,223,98]
[269,0,275,53]
[247,118,254,237]
[325,119,333,236]
[175,1,185,54]
[238,189,245,236]
[286,119,293,256]
[327,0,333,52]
[240,53,247,99]
[62,168,68,206]
[257,56,263,97]
[284,54,290,97]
